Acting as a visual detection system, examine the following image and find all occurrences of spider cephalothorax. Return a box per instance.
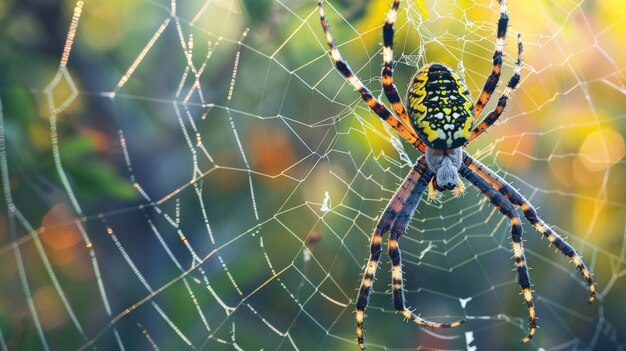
[407,64,474,149]
[319,0,597,349]
[425,147,462,191]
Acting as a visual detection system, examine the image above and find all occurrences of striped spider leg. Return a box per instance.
[460,152,597,342]
[472,0,510,120]
[318,0,427,154]
[468,32,523,144]
[459,162,536,342]
[380,0,413,130]
[355,158,464,350]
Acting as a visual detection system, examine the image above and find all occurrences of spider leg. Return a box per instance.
[468,33,523,144]
[355,157,463,350]
[355,158,427,350]
[388,166,465,330]
[459,163,536,343]
[472,0,509,119]
[318,1,426,153]
[381,1,414,131]
[462,152,596,303]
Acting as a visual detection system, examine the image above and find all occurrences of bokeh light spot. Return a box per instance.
[576,127,625,172]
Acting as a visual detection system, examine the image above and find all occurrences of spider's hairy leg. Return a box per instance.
[468,34,523,144]
[388,160,465,331]
[519,203,596,303]
[473,0,509,119]
[355,157,427,350]
[459,164,537,343]
[462,152,597,303]
[355,158,463,350]
[318,1,426,153]
[381,0,414,131]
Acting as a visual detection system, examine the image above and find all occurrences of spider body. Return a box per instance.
[407,64,473,150]
[318,1,596,349]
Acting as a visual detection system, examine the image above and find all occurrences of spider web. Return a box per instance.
[1,0,625,350]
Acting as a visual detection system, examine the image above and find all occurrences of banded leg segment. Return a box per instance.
[356,158,428,350]
[459,164,536,342]
[473,0,509,119]
[462,152,596,302]
[381,0,414,131]
[388,161,465,331]
[319,1,426,153]
[468,34,523,144]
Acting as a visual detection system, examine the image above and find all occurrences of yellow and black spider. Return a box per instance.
[318,0,597,349]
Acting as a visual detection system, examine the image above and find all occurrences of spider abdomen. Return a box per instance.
[406,63,474,149]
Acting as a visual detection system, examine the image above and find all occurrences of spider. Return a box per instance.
[318,0,597,349]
